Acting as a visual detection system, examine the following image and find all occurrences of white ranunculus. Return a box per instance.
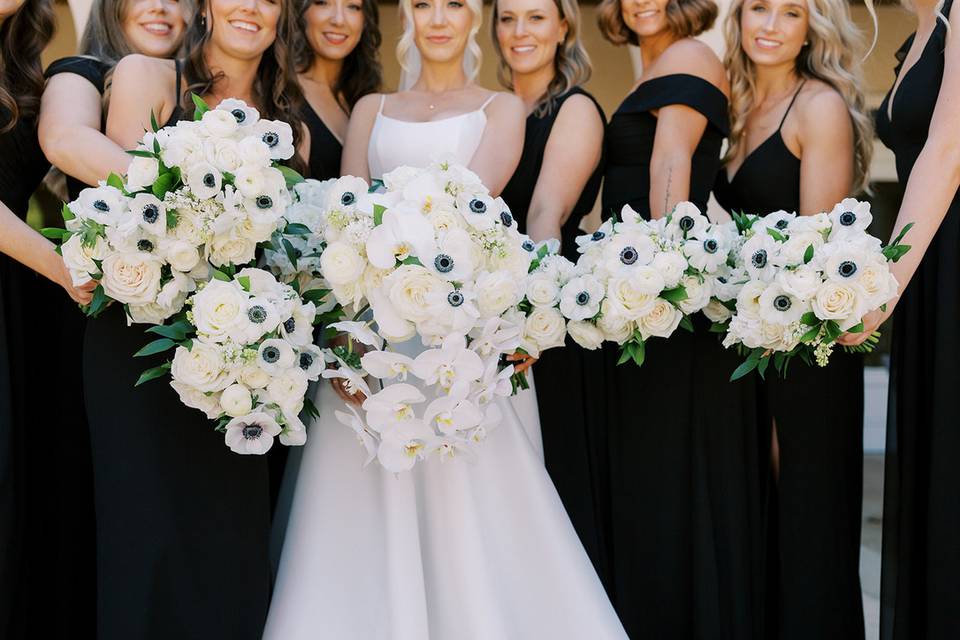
[156,271,193,310]
[209,137,245,174]
[637,298,683,340]
[200,108,240,138]
[735,280,768,322]
[61,234,107,284]
[126,155,160,192]
[474,270,523,318]
[257,338,297,375]
[237,136,273,169]
[101,251,163,305]
[383,265,448,323]
[776,265,822,301]
[606,277,657,320]
[772,231,823,268]
[677,274,712,314]
[524,306,567,354]
[208,233,257,268]
[238,364,272,389]
[597,300,634,344]
[650,250,688,288]
[628,265,667,296]
[220,383,253,417]
[525,272,561,308]
[558,275,604,321]
[224,411,282,455]
[191,279,249,341]
[170,341,234,393]
[702,299,733,323]
[266,368,309,412]
[127,302,174,325]
[567,320,604,350]
[812,280,867,330]
[160,238,202,272]
[319,241,366,286]
[170,380,222,419]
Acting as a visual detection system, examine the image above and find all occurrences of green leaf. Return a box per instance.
[41,227,69,240]
[146,320,192,341]
[126,149,157,159]
[302,288,332,305]
[284,222,312,236]
[803,244,815,264]
[61,202,75,222]
[616,346,633,366]
[303,397,320,420]
[373,204,386,226]
[631,339,646,367]
[150,110,159,133]
[237,275,251,292]
[679,315,694,332]
[153,136,162,155]
[166,208,179,229]
[400,256,423,267]
[847,321,865,334]
[766,227,786,242]
[730,357,759,381]
[135,362,171,387]
[279,165,305,189]
[211,269,231,282]
[282,238,299,270]
[191,93,210,120]
[106,173,125,192]
[887,222,914,248]
[133,338,177,357]
[152,171,178,200]
[825,320,842,342]
[800,325,821,343]
[660,285,688,304]
[757,354,771,379]
[800,311,819,326]
[85,285,109,317]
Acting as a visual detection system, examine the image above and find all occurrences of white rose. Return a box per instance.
[702,299,733,323]
[161,239,202,272]
[606,277,657,320]
[266,368,309,411]
[651,251,687,288]
[61,234,106,284]
[237,136,273,170]
[677,275,712,314]
[125,155,160,192]
[858,260,899,308]
[735,280,768,322]
[567,320,604,350]
[777,266,822,301]
[384,265,448,323]
[200,108,240,138]
[170,380,222,419]
[238,364,271,389]
[628,265,666,296]
[170,341,234,393]
[597,300,634,344]
[319,241,366,286]
[773,231,824,268]
[101,251,163,305]
[209,137,245,174]
[523,306,567,354]
[191,279,249,341]
[172,208,209,245]
[208,233,257,268]
[474,270,523,318]
[525,272,561,308]
[127,302,173,325]
[637,298,683,340]
[219,383,253,417]
[812,281,867,330]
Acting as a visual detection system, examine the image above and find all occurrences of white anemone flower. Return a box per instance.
[224,411,282,455]
[423,227,477,282]
[216,98,260,127]
[758,282,810,325]
[601,232,657,276]
[559,275,605,321]
[827,198,873,241]
[257,338,297,375]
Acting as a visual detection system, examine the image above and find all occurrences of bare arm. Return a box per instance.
[468,93,525,196]
[39,73,132,186]
[526,95,604,243]
[339,93,380,180]
[796,89,855,215]
[105,55,177,151]
[840,3,960,344]
[0,202,95,304]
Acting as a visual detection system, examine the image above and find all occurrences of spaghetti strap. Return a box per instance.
[778,80,806,130]
[173,58,183,108]
[479,93,498,111]
[377,94,387,115]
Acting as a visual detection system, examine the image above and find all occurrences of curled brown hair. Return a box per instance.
[294,0,382,112]
[0,0,55,132]
[597,0,717,45]
[182,0,306,172]
[491,0,592,117]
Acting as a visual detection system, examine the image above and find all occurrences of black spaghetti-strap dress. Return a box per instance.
[601,74,764,639]
[715,84,865,640]
[82,61,271,640]
[875,5,960,637]
[302,102,343,181]
[500,87,611,586]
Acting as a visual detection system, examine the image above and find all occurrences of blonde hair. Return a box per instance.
[724,0,874,195]
[396,0,483,88]
[490,0,592,116]
[597,0,717,45]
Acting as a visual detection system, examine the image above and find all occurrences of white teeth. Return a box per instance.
[230,20,259,33]
[143,22,171,35]
[512,46,536,53]
[636,10,657,18]
[324,32,348,43]
[756,37,781,48]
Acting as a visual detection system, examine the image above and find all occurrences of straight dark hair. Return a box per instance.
[0,0,56,131]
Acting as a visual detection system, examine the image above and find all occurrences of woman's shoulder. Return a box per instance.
[482,90,524,118]
[112,55,176,86]
[650,38,728,95]
[793,79,849,129]
[555,90,605,126]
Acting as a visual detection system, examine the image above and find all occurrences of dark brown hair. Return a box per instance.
[0,0,55,132]
[597,0,717,45]
[81,0,195,65]
[294,0,382,112]
[182,0,306,172]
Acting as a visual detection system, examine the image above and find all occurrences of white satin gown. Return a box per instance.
[263,94,627,640]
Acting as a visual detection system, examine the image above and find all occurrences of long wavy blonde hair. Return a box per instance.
[724,0,874,195]
[396,0,484,89]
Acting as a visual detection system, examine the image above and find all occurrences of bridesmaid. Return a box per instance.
[295,0,382,179]
[841,0,960,637]
[0,4,97,638]
[597,0,764,637]
[83,2,304,638]
[40,0,188,199]
[714,2,873,638]
[492,0,610,583]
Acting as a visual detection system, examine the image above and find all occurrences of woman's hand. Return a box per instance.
[54,258,97,305]
[327,333,370,407]
[505,351,538,375]
[837,306,892,347]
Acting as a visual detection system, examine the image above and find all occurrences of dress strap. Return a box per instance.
[479,93,498,111]
[377,94,387,115]
[173,58,183,108]
[778,80,806,130]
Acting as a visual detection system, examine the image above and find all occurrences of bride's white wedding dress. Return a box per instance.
[263,95,627,640]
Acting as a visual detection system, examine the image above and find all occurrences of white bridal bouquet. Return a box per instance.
[268,161,570,471]
[563,202,739,366]
[718,199,912,379]
[45,95,297,325]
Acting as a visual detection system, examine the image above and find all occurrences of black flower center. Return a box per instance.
[248,305,267,323]
[202,173,217,188]
[591,231,605,241]
[718,276,728,284]
[299,352,314,370]
[142,204,160,224]
[262,132,279,148]
[256,195,273,209]
[775,219,790,230]
[500,211,513,227]
[137,239,154,252]
[703,238,719,254]
[340,192,356,206]
[283,318,296,333]
[262,346,280,363]
[839,211,856,226]
[522,240,535,252]
[773,294,792,312]
[469,199,486,214]
[447,291,464,307]
[575,291,590,306]
[838,260,858,278]
[751,250,768,269]
[93,199,110,212]
[679,215,695,232]
[242,424,263,440]
[434,254,454,273]
[230,108,246,123]
[620,246,638,265]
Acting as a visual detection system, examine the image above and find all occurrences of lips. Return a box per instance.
[754,37,782,49]
[230,20,261,33]
[142,21,172,35]
[510,45,536,54]
[633,9,658,19]
[323,31,349,45]
[426,35,451,44]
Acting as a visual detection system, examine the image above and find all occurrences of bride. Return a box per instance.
[263,0,627,638]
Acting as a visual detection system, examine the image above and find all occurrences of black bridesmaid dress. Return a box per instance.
[499,87,611,586]
[82,61,271,639]
[302,102,343,181]
[601,73,764,639]
[875,4,960,637]
[715,83,865,640]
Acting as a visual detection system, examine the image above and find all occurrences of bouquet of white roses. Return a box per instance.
[719,199,911,380]
[46,95,297,325]
[134,267,318,453]
[565,202,738,366]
